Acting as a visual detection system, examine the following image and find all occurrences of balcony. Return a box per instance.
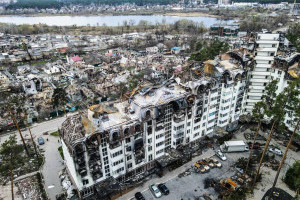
[195,107,202,117]
[174,131,184,139]
[109,141,122,149]
[78,167,87,177]
[173,113,185,123]
[155,125,164,132]
[135,149,145,165]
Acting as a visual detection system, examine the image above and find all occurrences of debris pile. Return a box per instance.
[16,176,41,200]
[60,170,76,199]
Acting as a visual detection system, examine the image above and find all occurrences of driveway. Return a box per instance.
[39,135,64,200]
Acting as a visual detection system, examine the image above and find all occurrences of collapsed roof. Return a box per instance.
[274,53,300,79]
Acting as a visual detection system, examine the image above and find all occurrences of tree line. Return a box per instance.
[189,39,229,62]
[208,0,295,3]
[6,0,180,9]
[0,19,207,35]
[286,24,300,52]
[7,0,297,10]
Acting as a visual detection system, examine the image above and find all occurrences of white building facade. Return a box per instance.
[244,33,280,113]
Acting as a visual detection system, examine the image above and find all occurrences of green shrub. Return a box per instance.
[58,146,64,160]
[284,161,300,192]
[50,131,59,137]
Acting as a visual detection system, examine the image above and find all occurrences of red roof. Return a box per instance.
[71,55,82,62]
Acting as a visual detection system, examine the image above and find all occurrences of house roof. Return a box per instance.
[71,55,82,62]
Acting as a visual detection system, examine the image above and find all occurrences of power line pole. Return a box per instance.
[272,119,299,188]
[8,104,30,158]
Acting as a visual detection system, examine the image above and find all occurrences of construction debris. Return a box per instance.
[16,175,43,200]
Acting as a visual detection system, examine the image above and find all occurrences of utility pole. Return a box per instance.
[251,120,276,193]
[8,104,30,158]
[272,119,299,187]
[245,120,261,174]
[24,114,38,158]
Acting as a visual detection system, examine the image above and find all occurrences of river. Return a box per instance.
[0,15,236,27]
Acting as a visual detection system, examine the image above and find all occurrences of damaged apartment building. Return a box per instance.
[243,33,300,131]
[60,32,299,199]
[60,48,248,199]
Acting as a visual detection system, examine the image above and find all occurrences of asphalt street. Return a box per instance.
[0,116,69,145]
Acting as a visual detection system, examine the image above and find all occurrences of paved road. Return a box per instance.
[0,116,68,145]
[0,112,77,146]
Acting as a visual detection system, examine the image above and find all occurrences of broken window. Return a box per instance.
[124,128,129,136]
[127,163,132,169]
[135,124,141,132]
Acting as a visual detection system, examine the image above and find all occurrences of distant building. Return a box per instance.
[218,0,230,5]
[291,3,300,16]
[210,24,239,37]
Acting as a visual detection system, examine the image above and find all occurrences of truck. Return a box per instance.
[220,141,249,152]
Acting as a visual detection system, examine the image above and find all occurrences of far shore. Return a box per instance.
[0,11,221,18]
[163,12,219,18]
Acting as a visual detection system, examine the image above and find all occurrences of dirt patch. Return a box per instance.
[248,166,296,200]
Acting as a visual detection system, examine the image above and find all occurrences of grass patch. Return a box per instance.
[30,60,48,66]
[58,146,64,160]
[50,131,59,137]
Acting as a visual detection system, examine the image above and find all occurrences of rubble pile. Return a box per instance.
[60,114,87,149]
[59,170,75,199]
[16,176,41,200]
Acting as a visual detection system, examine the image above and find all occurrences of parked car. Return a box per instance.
[202,159,213,169]
[193,163,207,173]
[158,183,169,195]
[211,158,222,168]
[37,137,45,145]
[198,160,210,171]
[216,150,227,161]
[268,147,283,155]
[205,158,216,168]
[149,184,162,198]
[135,192,145,200]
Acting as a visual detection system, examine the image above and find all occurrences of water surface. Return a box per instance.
[0,15,236,27]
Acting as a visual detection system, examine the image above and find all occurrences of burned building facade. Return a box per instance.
[60,52,248,199]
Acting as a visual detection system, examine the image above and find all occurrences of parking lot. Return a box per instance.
[128,150,249,200]
[118,125,300,200]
